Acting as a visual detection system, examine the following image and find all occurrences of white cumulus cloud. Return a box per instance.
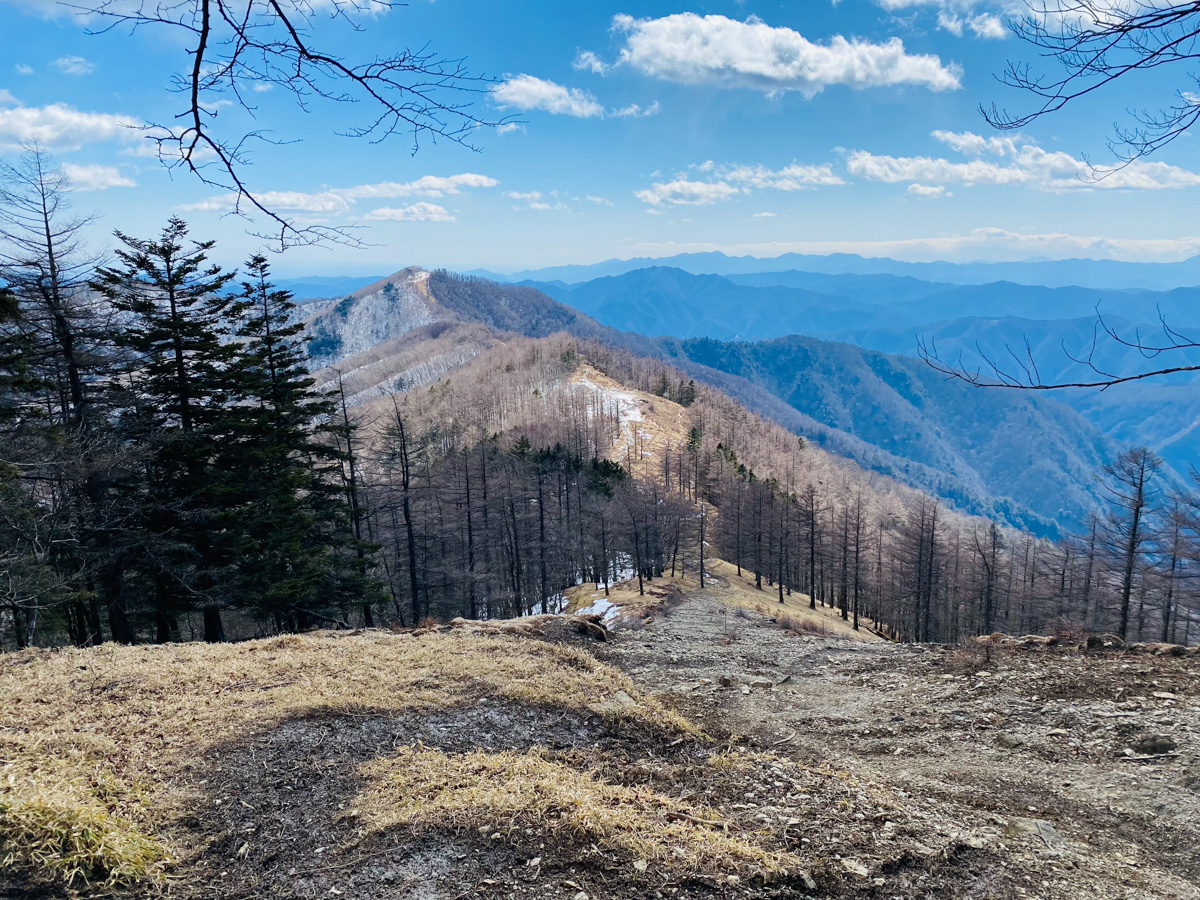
[602,12,961,96]
[573,50,610,74]
[635,178,741,206]
[183,173,497,215]
[722,162,844,189]
[878,0,1013,39]
[848,130,1200,192]
[0,101,139,151]
[907,183,948,197]
[51,55,94,75]
[612,101,660,118]
[362,202,455,222]
[339,173,498,199]
[492,75,604,118]
[62,162,135,190]
[14,64,33,76]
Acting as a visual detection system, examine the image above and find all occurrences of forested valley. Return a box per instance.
[2,152,1197,653]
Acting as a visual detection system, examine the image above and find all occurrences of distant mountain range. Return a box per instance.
[301,267,1135,536]
[524,266,1200,477]
[466,250,1200,292]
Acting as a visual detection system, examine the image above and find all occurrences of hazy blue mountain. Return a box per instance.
[551,266,1200,331]
[725,270,958,303]
[393,271,1131,534]
[276,274,386,300]
[830,314,1200,383]
[530,267,911,341]
[479,251,1200,291]
[1060,382,1200,480]
[661,335,1119,535]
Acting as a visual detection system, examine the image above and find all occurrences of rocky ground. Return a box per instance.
[600,582,1200,900]
[6,584,1197,900]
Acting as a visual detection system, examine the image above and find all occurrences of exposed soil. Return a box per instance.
[599,584,1200,900]
[6,588,1197,900]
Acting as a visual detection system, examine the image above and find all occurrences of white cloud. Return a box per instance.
[14,64,33,76]
[602,12,961,97]
[0,102,139,151]
[182,190,351,214]
[51,55,94,75]
[636,159,845,206]
[252,83,273,93]
[968,13,1007,38]
[362,202,455,222]
[635,178,741,206]
[848,130,1200,192]
[492,75,604,118]
[61,162,135,190]
[625,228,1200,263]
[585,195,613,205]
[722,162,844,189]
[0,89,17,106]
[505,190,542,201]
[907,183,948,197]
[931,129,1018,156]
[339,173,498,199]
[752,211,777,217]
[612,100,660,118]
[879,0,1011,38]
[184,172,497,215]
[573,50,610,75]
[496,122,524,135]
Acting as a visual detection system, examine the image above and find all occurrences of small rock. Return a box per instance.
[526,857,541,867]
[1132,734,1178,755]
[632,859,648,873]
[612,690,638,709]
[799,871,818,892]
[573,893,589,900]
[1152,691,1178,701]
[995,733,1023,750]
[841,859,870,877]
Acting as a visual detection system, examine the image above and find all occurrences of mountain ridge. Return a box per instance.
[302,266,1125,536]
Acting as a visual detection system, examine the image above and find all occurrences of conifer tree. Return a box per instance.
[92,218,239,641]
[220,255,355,628]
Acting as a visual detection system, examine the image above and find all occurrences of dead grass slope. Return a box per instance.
[565,557,882,643]
[0,628,690,890]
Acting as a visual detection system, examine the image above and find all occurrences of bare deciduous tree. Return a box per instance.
[81,0,500,247]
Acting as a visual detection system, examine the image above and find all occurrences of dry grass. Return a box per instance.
[567,557,882,642]
[570,365,694,481]
[702,559,882,642]
[0,750,164,886]
[0,629,692,886]
[358,746,799,881]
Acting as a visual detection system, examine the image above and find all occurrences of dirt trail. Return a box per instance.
[602,588,1200,900]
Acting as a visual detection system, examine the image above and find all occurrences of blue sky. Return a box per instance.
[3,0,1200,274]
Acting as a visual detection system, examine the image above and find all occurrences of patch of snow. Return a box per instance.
[579,597,620,623]
[573,375,651,461]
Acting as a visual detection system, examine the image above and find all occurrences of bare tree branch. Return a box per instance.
[75,0,503,249]
[919,304,1200,390]
[986,2,1200,171]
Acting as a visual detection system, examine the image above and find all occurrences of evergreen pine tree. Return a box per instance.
[223,255,376,629]
[92,218,239,641]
